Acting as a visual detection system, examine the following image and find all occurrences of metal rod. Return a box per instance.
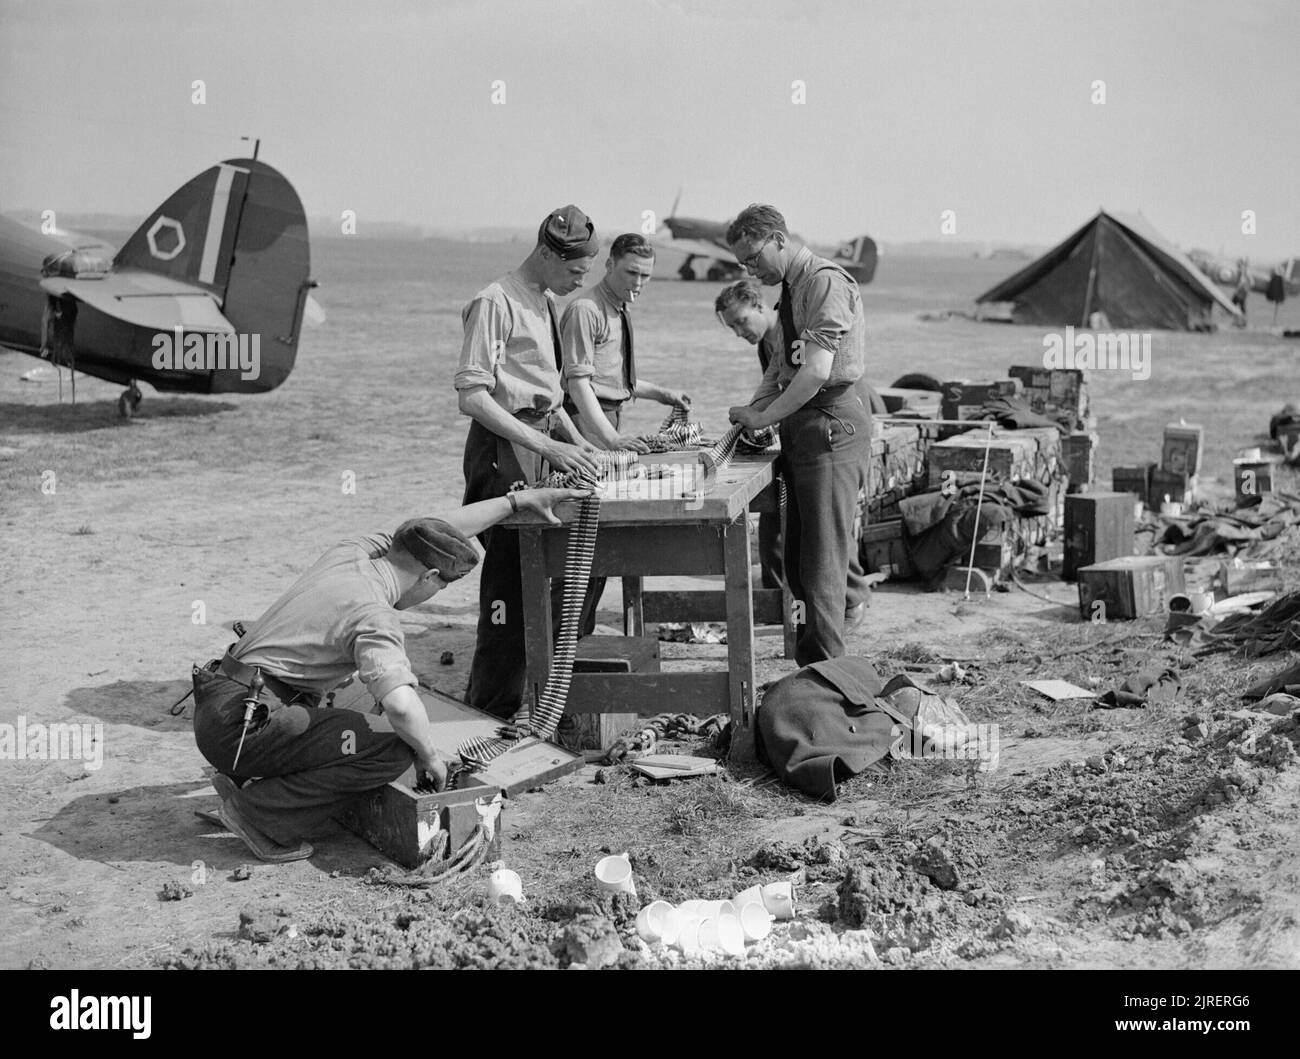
[962,423,997,600]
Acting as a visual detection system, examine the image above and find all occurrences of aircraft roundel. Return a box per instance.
[146,216,186,261]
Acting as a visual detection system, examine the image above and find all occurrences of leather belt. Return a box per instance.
[514,407,560,423]
[218,651,318,707]
[562,395,627,416]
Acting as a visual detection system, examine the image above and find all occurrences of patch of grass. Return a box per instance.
[73,524,94,535]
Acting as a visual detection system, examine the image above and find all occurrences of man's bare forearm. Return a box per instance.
[567,377,619,447]
[749,352,832,426]
[380,684,439,761]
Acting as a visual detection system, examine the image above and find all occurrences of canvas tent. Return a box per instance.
[976,211,1242,331]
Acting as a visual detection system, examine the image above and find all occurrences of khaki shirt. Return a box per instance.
[753,245,866,404]
[233,534,418,703]
[561,278,633,403]
[454,269,564,414]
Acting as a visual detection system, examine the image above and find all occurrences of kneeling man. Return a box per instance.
[192,487,585,862]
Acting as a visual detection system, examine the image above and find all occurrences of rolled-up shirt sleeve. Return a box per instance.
[560,302,602,382]
[799,271,856,354]
[349,605,419,702]
[454,296,510,392]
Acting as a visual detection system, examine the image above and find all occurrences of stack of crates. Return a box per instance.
[1008,365,1090,429]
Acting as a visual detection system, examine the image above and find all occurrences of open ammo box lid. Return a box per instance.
[335,681,585,796]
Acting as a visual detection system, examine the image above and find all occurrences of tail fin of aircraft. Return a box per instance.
[832,235,879,284]
[113,158,312,391]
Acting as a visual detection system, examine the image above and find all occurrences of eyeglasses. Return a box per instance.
[737,234,774,270]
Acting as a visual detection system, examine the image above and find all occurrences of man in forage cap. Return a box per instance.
[191,488,587,862]
[455,205,611,721]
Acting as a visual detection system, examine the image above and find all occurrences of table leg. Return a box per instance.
[723,511,758,766]
[622,576,644,637]
[519,528,553,713]
[779,480,797,660]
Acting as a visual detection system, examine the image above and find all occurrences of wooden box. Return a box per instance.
[1008,366,1086,419]
[1150,469,1195,509]
[940,378,1021,422]
[335,772,503,871]
[861,517,915,579]
[572,635,660,750]
[1233,459,1275,502]
[1112,464,1154,506]
[1063,491,1135,581]
[334,686,584,868]
[927,430,1037,488]
[1077,555,1187,620]
[1219,561,1284,596]
[1061,432,1098,490]
[1161,422,1204,476]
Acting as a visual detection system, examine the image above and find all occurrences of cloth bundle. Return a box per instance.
[755,658,977,801]
[899,479,1050,587]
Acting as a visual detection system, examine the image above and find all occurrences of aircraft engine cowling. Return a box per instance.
[41,248,112,279]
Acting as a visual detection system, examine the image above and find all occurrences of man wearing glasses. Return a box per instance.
[725,205,871,666]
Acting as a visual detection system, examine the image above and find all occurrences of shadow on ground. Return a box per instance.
[0,397,237,434]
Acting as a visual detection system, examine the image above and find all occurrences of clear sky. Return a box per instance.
[2,0,1296,257]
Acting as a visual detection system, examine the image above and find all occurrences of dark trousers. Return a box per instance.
[462,417,601,719]
[566,398,626,638]
[192,667,413,846]
[779,391,872,666]
[759,501,870,606]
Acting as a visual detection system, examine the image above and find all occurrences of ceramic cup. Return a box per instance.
[486,868,522,905]
[761,880,796,920]
[594,853,637,897]
[635,900,673,943]
[715,913,747,955]
[739,901,772,941]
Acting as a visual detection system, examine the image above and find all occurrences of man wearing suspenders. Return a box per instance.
[455,205,603,719]
[714,278,872,631]
[726,205,872,665]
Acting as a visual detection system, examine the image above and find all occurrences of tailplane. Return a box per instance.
[112,158,312,391]
[831,235,879,284]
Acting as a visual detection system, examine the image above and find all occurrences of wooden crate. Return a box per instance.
[1061,432,1098,490]
[1008,366,1087,419]
[1219,561,1284,596]
[1112,464,1154,506]
[1233,459,1275,502]
[571,634,660,750]
[940,378,1021,422]
[335,772,502,871]
[1063,491,1135,581]
[927,430,1037,488]
[334,686,584,867]
[1077,555,1186,620]
[1150,469,1196,509]
[1162,422,1204,476]
[861,518,914,579]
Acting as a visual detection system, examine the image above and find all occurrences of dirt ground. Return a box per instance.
[3,245,1299,970]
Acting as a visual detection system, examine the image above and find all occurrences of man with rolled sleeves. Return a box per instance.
[192,490,585,862]
[725,205,872,666]
[456,205,604,719]
[715,279,872,628]
[560,232,691,637]
[561,232,691,452]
